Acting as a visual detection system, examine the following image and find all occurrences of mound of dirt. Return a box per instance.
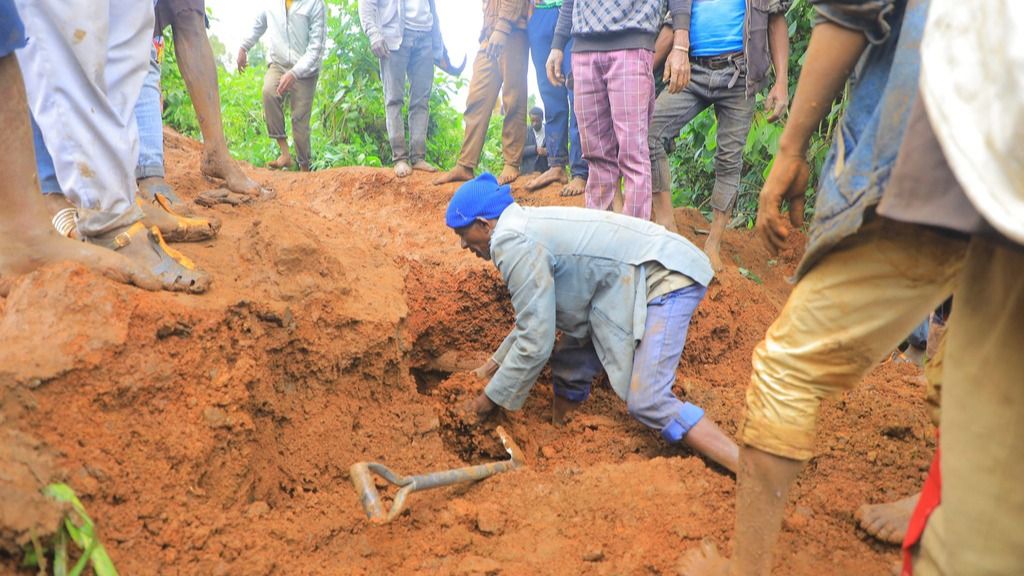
[0,129,935,575]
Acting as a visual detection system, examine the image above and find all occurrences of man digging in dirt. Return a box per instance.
[447,173,740,473]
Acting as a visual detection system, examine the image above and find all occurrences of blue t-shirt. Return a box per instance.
[690,0,746,57]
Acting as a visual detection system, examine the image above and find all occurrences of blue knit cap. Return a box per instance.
[445,173,514,229]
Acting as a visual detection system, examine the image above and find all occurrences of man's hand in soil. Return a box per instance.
[486,30,507,61]
[472,358,499,380]
[755,150,808,254]
[461,391,498,425]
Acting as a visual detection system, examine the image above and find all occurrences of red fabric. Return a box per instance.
[902,442,941,576]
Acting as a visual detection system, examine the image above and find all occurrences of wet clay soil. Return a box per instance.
[0,130,935,575]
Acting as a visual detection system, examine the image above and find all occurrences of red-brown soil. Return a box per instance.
[0,130,935,575]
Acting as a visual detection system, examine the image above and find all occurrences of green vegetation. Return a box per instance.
[162,0,842,220]
[21,483,118,576]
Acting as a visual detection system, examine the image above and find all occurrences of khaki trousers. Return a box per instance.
[262,63,318,169]
[913,237,1024,575]
[457,29,528,170]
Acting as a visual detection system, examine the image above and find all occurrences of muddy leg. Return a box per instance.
[170,9,259,195]
[703,209,727,273]
[0,54,159,292]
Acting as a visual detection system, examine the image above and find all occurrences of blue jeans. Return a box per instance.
[135,43,164,179]
[550,283,707,442]
[528,7,587,179]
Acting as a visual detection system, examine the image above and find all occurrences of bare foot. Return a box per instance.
[560,176,586,197]
[856,493,919,545]
[412,160,438,173]
[703,243,724,273]
[138,199,220,243]
[0,225,161,294]
[552,394,581,427]
[497,165,520,185]
[138,177,195,216]
[433,164,475,186]
[394,160,412,178]
[266,153,291,170]
[89,222,211,293]
[201,150,261,195]
[677,540,731,576]
[525,166,569,192]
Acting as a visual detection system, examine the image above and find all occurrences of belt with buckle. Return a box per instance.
[690,51,744,70]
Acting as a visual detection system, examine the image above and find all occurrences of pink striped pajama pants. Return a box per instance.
[572,48,655,220]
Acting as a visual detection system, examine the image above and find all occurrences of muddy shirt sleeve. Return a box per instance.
[485,233,558,411]
[810,0,899,44]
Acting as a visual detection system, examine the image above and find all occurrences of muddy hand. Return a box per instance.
[755,151,809,254]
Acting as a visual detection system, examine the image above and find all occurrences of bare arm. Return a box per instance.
[764,13,790,120]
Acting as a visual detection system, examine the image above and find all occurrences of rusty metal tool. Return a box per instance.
[350,425,525,523]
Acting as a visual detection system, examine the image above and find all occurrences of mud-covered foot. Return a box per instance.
[552,394,581,427]
[412,160,438,173]
[433,164,474,186]
[266,153,291,170]
[138,177,194,216]
[394,160,412,178]
[856,493,919,545]
[89,222,211,293]
[200,150,261,196]
[525,166,568,192]
[0,224,161,294]
[497,165,520,185]
[561,176,586,197]
[138,198,220,243]
[703,243,724,273]
[677,540,731,576]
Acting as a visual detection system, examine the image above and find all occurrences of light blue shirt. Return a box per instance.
[690,0,746,57]
[484,204,714,411]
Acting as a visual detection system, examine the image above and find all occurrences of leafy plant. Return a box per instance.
[22,483,118,576]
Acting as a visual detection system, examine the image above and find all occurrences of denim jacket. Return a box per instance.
[483,204,714,410]
[797,0,925,278]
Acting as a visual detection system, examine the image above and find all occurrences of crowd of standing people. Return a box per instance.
[0,1,1021,575]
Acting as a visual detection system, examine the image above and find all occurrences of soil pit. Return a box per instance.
[0,130,935,575]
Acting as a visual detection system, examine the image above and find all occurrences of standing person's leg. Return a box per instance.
[573,51,618,213]
[0,14,158,290]
[648,70,710,232]
[678,218,966,576]
[161,0,260,195]
[381,36,413,177]
[525,7,569,192]
[626,284,739,472]
[15,0,209,292]
[934,238,1024,575]
[407,30,437,173]
[704,80,756,272]
[497,28,529,185]
[290,73,318,172]
[605,48,655,220]
[548,336,604,425]
[261,63,291,169]
[433,44,503,185]
[564,44,588,197]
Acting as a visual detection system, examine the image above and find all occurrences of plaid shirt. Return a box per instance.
[552,0,693,52]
